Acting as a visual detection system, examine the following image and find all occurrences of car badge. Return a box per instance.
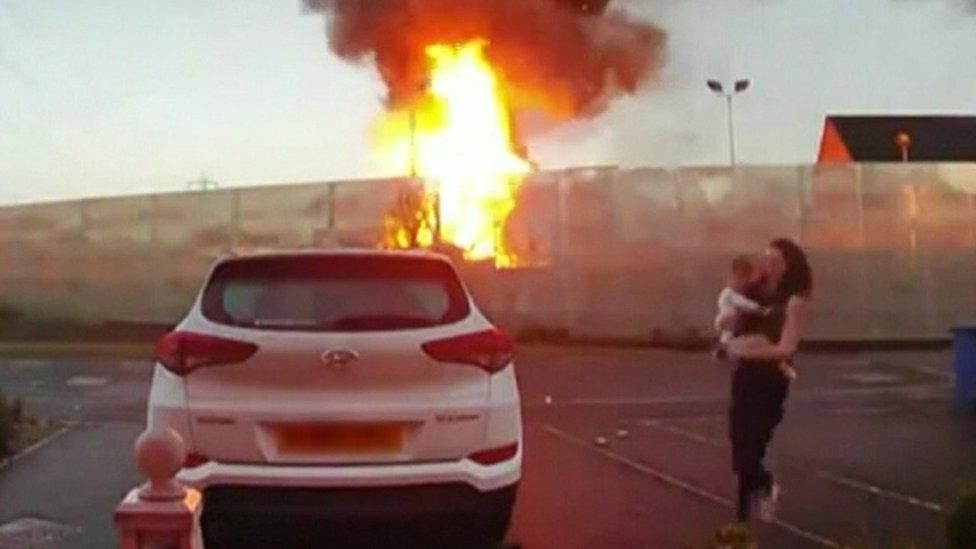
[321,349,359,371]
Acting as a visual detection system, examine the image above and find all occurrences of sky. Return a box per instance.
[2,0,976,204]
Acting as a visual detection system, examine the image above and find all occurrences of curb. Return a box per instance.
[0,423,73,473]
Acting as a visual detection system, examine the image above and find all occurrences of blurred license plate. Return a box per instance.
[274,424,403,454]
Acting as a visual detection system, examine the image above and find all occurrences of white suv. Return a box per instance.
[146,250,521,547]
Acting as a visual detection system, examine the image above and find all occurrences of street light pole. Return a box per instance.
[707,79,750,166]
[725,93,735,166]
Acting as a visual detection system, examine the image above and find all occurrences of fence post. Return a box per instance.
[796,164,808,244]
[148,195,163,322]
[229,189,241,253]
[555,170,576,334]
[855,164,865,247]
[114,428,203,549]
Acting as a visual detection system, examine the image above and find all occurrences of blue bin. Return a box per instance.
[951,323,976,410]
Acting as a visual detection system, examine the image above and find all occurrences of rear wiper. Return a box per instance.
[251,318,328,329]
[331,315,436,330]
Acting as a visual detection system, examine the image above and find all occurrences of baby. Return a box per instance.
[715,255,796,380]
[716,255,767,348]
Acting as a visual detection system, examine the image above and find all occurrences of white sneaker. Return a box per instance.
[759,483,781,523]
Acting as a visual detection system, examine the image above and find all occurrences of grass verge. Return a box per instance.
[1,391,65,464]
[4,418,64,457]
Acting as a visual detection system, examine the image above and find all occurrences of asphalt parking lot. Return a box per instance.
[0,345,972,548]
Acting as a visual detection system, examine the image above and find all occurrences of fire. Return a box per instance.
[377,40,531,267]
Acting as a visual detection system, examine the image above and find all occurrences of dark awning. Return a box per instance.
[818,115,976,163]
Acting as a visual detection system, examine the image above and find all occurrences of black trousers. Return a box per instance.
[730,361,790,521]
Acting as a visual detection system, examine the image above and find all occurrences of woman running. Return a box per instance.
[722,238,813,523]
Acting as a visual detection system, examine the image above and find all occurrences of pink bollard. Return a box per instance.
[114,428,204,549]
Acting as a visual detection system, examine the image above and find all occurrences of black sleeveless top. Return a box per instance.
[736,284,788,368]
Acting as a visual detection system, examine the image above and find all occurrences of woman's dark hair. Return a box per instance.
[770,238,812,299]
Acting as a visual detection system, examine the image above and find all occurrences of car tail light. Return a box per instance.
[183,452,210,469]
[422,328,514,374]
[155,331,258,376]
[468,442,519,466]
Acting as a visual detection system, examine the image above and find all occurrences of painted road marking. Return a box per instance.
[903,364,953,381]
[65,376,108,388]
[829,404,900,416]
[840,372,902,385]
[533,394,719,407]
[640,419,945,514]
[529,382,950,408]
[543,424,840,548]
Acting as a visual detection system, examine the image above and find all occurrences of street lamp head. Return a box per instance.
[894,131,912,149]
[894,131,912,162]
[706,80,724,94]
[734,79,750,93]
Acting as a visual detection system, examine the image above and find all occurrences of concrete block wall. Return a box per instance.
[0,164,974,341]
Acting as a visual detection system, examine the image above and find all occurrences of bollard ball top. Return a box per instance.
[135,428,186,483]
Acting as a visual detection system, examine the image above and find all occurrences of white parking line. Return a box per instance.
[65,376,109,388]
[639,419,945,514]
[538,383,951,409]
[641,420,719,448]
[903,364,953,382]
[543,424,840,548]
[544,424,732,507]
[540,394,719,407]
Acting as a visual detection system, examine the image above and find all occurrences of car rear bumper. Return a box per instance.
[176,450,521,494]
[199,482,517,548]
[202,482,517,521]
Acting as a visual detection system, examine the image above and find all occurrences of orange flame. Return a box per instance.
[377,40,531,267]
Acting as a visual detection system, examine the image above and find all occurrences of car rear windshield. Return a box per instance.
[201,255,470,332]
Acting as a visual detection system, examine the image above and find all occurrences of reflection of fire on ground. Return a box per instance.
[303,0,666,269]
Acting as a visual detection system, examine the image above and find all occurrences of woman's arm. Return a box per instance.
[727,297,808,360]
